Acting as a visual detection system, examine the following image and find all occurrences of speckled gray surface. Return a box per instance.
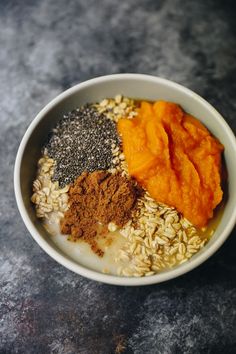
[1,0,236,353]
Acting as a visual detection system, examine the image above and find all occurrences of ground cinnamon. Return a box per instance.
[60,171,142,256]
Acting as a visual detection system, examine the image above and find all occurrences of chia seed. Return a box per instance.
[44,105,120,187]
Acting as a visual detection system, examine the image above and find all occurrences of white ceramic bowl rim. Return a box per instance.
[14,73,236,286]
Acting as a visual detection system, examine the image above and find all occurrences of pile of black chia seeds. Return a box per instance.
[44,105,120,187]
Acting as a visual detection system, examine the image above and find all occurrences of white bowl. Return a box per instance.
[14,74,236,286]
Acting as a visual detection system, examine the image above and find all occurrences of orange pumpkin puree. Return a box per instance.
[118,101,224,227]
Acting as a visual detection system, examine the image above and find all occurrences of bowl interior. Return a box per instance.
[16,75,236,285]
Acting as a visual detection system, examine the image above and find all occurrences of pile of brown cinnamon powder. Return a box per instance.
[60,171,142,256]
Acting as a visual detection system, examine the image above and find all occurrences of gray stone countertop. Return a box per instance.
[0,0,236,353]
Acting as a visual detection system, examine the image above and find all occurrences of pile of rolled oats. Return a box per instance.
[116,193,207,277]
[94,94,137,122]
[31,155,69,219]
